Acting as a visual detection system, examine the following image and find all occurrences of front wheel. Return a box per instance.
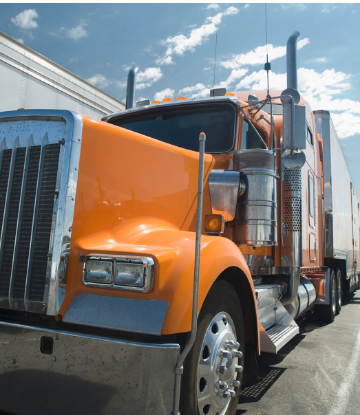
[180,280,245,415]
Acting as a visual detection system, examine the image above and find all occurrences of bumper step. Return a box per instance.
[260,324,299,353]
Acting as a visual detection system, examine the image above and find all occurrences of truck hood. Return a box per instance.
[71,117,216,243]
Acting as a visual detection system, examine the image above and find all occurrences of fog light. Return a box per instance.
[84,260,112,284]
[204,214,225,235]
[114,262,144,287]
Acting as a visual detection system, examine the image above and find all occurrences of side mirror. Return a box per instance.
[281,88,306,170]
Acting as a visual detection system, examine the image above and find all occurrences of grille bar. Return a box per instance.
[0,138,20,305]
[13,146,41,305]
[8,140,35,309]
[28,143,61,303]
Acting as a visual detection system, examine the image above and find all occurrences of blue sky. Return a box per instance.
[1,3,360,194]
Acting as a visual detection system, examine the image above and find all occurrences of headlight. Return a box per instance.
[82,256,154,293]
[84,260,112,284]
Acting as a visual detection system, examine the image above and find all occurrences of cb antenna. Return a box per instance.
[213,31,218,90]
[264,4,271,99]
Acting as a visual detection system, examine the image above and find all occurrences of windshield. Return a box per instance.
[110,103,236,153]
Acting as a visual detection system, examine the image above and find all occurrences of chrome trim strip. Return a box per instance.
[8,137,33,310]
[63,293,169,335]
[24,133,49,312]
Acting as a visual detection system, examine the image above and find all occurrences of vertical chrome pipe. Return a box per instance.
[125,67,137,110]
[172,132,206,415]
[286,31,300,90]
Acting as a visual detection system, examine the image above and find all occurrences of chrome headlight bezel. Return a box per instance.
[82,255,155,293]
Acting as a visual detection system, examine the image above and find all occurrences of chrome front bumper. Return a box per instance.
[0,321,180,415]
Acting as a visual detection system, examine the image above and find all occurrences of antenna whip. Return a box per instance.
[213,31,218,90]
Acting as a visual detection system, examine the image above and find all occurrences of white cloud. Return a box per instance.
[207,4,219,10]
[235,70,286,91]
[331,113,360,139]
[155,55,174,65]
[15,38,24,44]
[180,83,207,94]
[233,64,358,138]
[61,20,88,40]
[154,88,175,101]
[221,38,310,69]
[316,58,327,63]
[156,6,238,65]
[11,9,39,30]
[244,4,250,9]
[136,67,163,89]
[86,74,110,89]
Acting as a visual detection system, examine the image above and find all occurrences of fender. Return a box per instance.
[60,218,258,344]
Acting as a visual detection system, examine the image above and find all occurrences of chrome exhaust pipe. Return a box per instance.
[125,67,138,109]
[281,31,302,306]
[286,31,300,90]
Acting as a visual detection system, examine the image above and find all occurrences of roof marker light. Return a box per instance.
[162,98,174,102]
[151,100,161,104]
[176,96,187,100]
[225,92,236,97]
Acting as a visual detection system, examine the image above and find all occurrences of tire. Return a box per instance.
[318,269,336,323]
[180,280,245,415]
[335,268,342,315]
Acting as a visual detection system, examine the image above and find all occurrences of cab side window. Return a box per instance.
[241,120,266,150]
[306,126,313,147]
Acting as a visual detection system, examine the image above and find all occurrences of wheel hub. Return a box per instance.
[197,312,242,415]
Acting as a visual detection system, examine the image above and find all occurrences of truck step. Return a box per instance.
[260,324,299,354]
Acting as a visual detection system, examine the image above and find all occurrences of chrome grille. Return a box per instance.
[0,143,61,308]
[0,110,82,316]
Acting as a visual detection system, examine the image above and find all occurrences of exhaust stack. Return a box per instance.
[126,67,138,109]
[286,31,300,91]
[281,31,302,306]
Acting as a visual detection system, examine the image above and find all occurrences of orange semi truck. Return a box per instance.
[0,32,359,415]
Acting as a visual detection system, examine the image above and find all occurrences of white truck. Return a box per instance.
[0,31,125,117]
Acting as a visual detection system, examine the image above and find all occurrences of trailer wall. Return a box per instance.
[314,110,360,276]
[0,32,124,118]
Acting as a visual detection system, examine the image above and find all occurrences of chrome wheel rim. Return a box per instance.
[337,272,342,308]
[332,274,336,315]
[197,312,242,415]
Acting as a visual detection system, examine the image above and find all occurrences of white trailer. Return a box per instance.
[0,31,124,118]
[314,110,360,292]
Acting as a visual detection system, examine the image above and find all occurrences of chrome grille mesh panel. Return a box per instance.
[29,144,61,302]
[13,146,41,300]
[0,144,60,305]
[0,148,26,297]
[0,150,12,297]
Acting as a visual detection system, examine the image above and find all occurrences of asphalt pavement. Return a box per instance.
[237,289,360,415]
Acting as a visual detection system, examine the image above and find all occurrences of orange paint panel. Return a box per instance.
[59,116,258,341]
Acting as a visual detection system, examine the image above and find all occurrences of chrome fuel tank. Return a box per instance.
[233,149,277,246]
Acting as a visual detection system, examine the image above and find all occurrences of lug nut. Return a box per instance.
[217,381,228,390]
[232,380,241,388]
[222,390,230,398]
[220,349,230,358]
[234,350,243,358]
[235,364,243,373]
[225,340,240,349]
[228,389,236,398]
